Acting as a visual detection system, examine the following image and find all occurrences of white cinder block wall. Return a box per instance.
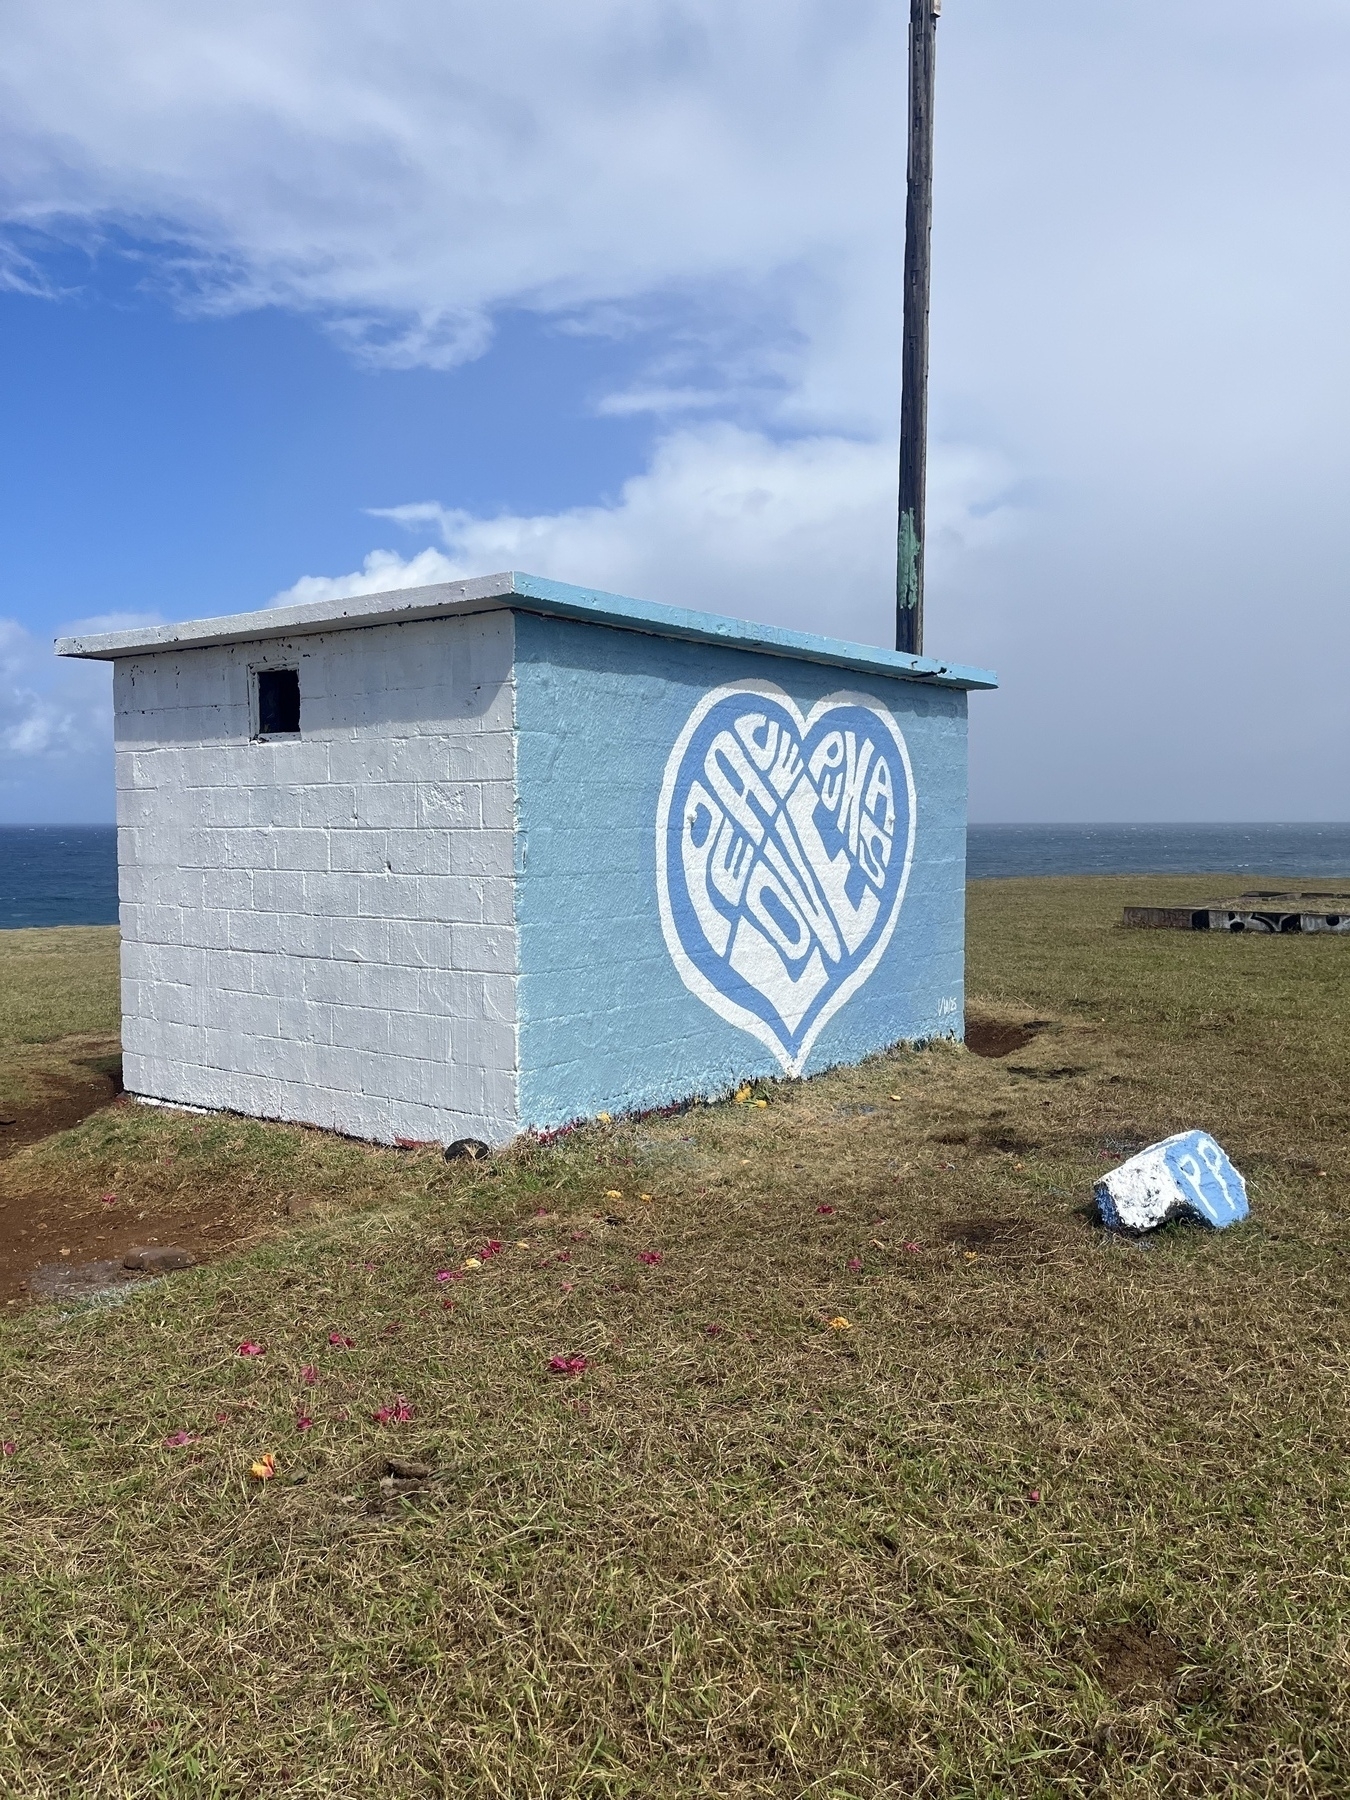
[114,611,519,1144]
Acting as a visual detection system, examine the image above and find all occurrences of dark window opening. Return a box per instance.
[256,667,300,736]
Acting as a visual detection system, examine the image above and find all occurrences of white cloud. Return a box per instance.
[0,619,107,799]
[593,387,723,420]
[271,548,463,612]
[273,425,1021,650]
[0,613,161,820]
[0,0,904,421]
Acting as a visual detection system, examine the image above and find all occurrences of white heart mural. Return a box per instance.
[655,680,916,1075]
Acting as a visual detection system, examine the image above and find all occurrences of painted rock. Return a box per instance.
[1095,1131,1249,1233]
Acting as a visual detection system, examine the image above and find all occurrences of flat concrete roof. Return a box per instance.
[55,570,997,691]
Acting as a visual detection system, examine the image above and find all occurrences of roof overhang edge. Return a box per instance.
[54,570,997,691]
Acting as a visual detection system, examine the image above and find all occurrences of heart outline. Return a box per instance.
[655,679,917,1075]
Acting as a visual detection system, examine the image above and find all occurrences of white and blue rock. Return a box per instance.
[1095,1130,1249,1233]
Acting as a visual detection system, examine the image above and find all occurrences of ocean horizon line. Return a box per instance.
[2,821,1350,927]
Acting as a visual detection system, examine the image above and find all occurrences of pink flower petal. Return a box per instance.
[372,1396,414,1424]
[0,1440,14,1456]
[295,1416,314,1433]
[300,1365,319,1387]
[637,1250,664,1266]
[99,1192,117,1205]
[237,1341,264,1357]
[547,1354,589,1375]
[847,1257,863,1275]
[162,1431,198,1448]
[816,1205,835,1215]
[328,1332,355,1348]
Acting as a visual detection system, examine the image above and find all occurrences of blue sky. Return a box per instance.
[2,0,1348,823]
[1,257,657,623]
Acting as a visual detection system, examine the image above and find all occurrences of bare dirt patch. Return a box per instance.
[0,1058,160,1305]
[1085,1623,1183,1703]
[0,1055,321,1305]
[0,1057,121,1154]
[1006,1064,1088,1082]
[974,1124,1041,1153]
[964,1015,1049,1058]
[936,1215,1042,1259]
[0,1112,330,1305]
[930,1122,1040,1154]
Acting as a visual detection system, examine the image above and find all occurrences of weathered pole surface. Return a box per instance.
[896,0,940,656]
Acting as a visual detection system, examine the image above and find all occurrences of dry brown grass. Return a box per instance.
[0,877,1346,1796]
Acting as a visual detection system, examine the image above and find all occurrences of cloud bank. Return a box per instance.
[273,427,1019,650]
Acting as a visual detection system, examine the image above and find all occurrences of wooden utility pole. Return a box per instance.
[896,0,940,655]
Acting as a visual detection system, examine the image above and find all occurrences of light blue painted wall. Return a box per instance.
[513,612,969,1130]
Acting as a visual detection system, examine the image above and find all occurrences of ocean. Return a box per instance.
[0,826,119,928]
[1,822,1348,930]
[966,823,1350,882]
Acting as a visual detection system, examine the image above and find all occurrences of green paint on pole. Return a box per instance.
[897,508,921,616]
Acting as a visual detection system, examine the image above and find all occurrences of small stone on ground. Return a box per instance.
[123,1246,196,1272]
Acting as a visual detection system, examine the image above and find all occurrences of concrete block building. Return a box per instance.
[57,575,995,1147]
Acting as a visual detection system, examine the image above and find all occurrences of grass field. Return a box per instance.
[0,877,1346,1797]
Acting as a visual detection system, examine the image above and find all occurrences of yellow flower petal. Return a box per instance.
[827,1316,852,1331]
[249,1453,276,1481]
[597,1111,612,1124]
[754,1098,768,1107]
[733,1084,752,1103]
[462,1257,481,1270]
[604,1190,623,1200]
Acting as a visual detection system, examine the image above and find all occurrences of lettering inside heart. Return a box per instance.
[656,682,915,1074]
